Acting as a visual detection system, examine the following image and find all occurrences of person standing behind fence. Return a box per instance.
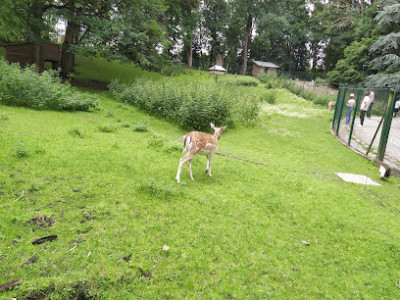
[394,98,400,117]
[367,88,375,118]
[346,93,356,125]
[359,91,370,126]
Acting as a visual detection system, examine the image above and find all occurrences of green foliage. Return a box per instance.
[315,77,326,85]
[260,91,277,104]
[0,59,98,111]
[73,56,162,85]
[110,76,261,130]
[0,47,5,58]
[98,124,116,133]
[1,86,400,299]
[220,76,259,87]
[14,142,28,158]
[0,112,9,121]
[69,128,85,138]
[366,1,400,85]
[134,121,150,132]
[258,73,335,106]
[161,65,193,76]
[138,178,180,200]
[327,38,375,85]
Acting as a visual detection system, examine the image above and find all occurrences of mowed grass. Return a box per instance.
[1,88,400,298]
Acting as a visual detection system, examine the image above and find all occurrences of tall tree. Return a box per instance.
[164,0,200,68]
[310,0,363,73]
[367,0,400,85]
[327,4,379,85]
[201,0,228,66]
[228,0,260,75]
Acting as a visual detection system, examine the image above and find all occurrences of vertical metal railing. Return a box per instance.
[348,86,363,145]
[332,85,399,167]
[378,90,397,161]
[335,84,347,136]
[332,86,342,130]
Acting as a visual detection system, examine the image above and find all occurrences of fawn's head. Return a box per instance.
[210,123,227,139]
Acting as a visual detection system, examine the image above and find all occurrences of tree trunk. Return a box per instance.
[187,41,193,68]
[240,15,252,75]
[360,0,364,16]
[60,20,79,78]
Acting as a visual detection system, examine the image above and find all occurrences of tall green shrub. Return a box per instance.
[110,78,260,130]
[0,59,98,111]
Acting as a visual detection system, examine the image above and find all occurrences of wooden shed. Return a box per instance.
[252,61,280,77]
[5,42,61,71]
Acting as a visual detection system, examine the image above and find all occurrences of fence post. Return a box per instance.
[348,86,362,145]
[335,84,348,136]
[332,86,342,130]
[377,90,397,161]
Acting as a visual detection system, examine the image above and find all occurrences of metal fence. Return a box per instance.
[332,84,400,171]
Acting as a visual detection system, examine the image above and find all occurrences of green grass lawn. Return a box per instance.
[72,56,163,84]
[1,86,400,298]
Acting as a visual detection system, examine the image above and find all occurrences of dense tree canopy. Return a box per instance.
[367,0,400,86]
[0,0,398,85]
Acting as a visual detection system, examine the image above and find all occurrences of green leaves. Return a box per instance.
[109,76,261,130]
[0,59,98,111]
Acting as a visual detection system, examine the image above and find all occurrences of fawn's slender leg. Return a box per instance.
[176,153,194,183]
[205,155,210,174]
[188,159,194,181]
[208,154,213,177]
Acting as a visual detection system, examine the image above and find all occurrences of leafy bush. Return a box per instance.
[15,142,28,158]
[260,91,277,104]
[98,124,116,133]
[110,78,260,130]
[161,65,192,77]
[139,178,180,199]
[0,59,98,111]
[315,77,326,85]
[69,128,85,138]
[220,76,259,87]
[134,121,150,132]
[0,113,9,121]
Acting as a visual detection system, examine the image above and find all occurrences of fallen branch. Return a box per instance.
[210,236,236,257]
[12,191,25,204]
[67,245,78,252]
[32,235,58,245]
[0,279,23,291]
[359,191,386,206]
[196,279,222,299]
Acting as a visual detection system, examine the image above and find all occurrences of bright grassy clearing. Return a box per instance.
[72,55,163,84]
[1,88,400,298]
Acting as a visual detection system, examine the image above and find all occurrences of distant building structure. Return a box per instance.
[209,65,227,75]
[4,42,61,71]
[252,61,280,77]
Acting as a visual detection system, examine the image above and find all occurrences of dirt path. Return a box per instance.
[337,116,400,169]
[294,79,338,96]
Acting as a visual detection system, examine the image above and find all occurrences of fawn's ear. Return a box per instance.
[221,126,227,131]
[210,123,216,130]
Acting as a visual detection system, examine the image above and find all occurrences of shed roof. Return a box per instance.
[253,61,280,68]
[209,65,227,72]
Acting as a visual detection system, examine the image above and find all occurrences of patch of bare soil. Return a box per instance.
[27,213,55,229]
